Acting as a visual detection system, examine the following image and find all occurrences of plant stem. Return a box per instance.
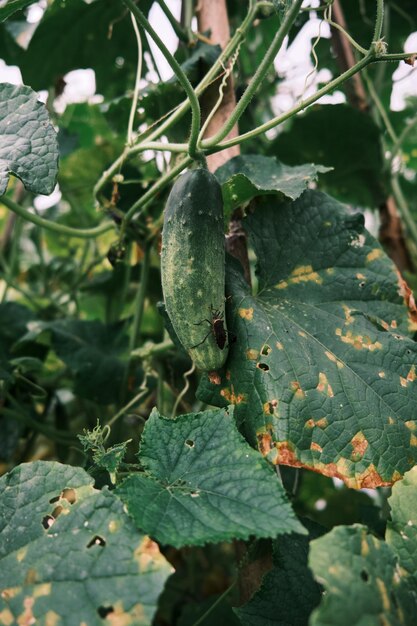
[107,375,150,427]
[127,11,143,146]
[203,0,304,148]
[122,0,201,160]
[373,0,385,42]
[391,174,417,250]
[94,142,187,200]
[123,154,192,222]
[207,53,375,150]
[131,337,175,359]
[0,195,114,239]
[129,244,151,351]
[158,0,189,43]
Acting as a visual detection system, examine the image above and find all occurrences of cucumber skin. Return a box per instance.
[161,168,228,371]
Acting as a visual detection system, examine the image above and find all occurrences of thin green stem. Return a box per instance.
[131,337,175,359]
[1,215,22,303]
[326,17,368,55]
[107,374,150,427]
[95,2,258,200]
[364,70,397,143]
[391,174,417,250]
[373,0,385,43]
[158,0,189,43]
[1,195,114,239]
[191,581,237,626]
[123,155,192,222]
[133,1,258,147]
[127,11,143,146]
[94,142,187,200]
[122,0,201,160]
[129,244,152,351]
[389,116,417,168]
[203,0,304,148]
[206,53,375,151]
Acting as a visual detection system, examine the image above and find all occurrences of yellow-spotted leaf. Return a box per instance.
[0,461,173,626]
[198,191,417,488]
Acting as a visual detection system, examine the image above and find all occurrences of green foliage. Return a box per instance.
[235,526,323,626]
[117,406,304,547]
[198,191,417,488]
[309,466,417,625]
[215,155,330,217]
[0,1,417,624]
[0,461,173,625]
[270,104,386,208]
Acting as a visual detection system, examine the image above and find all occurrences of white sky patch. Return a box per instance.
[34,185,62,211]
[54,68,97,113]
[147,0,180,81]
[0,60,22,85]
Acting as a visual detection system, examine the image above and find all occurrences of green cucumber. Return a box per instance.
[161,167,228,371]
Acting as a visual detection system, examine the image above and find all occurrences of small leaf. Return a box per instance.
[0,83,58,195]
[215,155,330,217]
[198,191,417,488]
[117,406,305,547]
[0,461,173,626]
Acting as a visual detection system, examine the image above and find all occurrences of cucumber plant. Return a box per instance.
[1,1,417,625]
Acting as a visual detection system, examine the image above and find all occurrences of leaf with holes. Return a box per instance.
[0,461,173,626]
[309,469,417,626]
[198,191,417,488]
[0,83,59,195]
[116,406,305,547]
[215,155,330,218]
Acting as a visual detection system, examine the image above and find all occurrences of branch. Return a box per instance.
[1,195,114,239]
[122,0,202,160]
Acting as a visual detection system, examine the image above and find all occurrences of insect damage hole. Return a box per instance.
[257,363,270,372]
[360,569,369,582]
[97,606,114,619]
[185,439,195,448]
[87,535,106,548]
[261,344,272,356]
[42,515,55,529]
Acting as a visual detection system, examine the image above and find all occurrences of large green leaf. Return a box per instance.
[18,0,152,98]
[198,190,417,488]
[0,461,173,625]
[235,528,322,626]
[269,104,386,208]
[215,155,330,217]
[0,83,58,195]
[117,406,305,547]
[309,467,417,625]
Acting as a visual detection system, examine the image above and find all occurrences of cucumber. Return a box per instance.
[161,167,228,371]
